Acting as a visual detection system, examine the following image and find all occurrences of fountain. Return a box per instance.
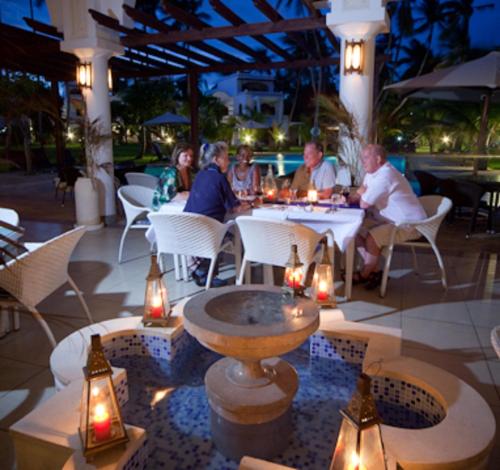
[183,285,319,460]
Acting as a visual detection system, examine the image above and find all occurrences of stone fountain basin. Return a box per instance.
[183,285,319,360]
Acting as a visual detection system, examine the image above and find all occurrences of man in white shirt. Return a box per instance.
[291,142,336,199]
[352,144,426,288]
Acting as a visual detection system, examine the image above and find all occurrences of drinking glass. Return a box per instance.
[330,193,342,212]
[290,188,298,202]
[341,186,350,206]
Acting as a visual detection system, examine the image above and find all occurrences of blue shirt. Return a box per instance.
[184,164,240,222]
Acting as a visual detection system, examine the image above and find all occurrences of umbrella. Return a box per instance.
[144,112,190,126]
[237,119,270,129]
[385,51,500,154]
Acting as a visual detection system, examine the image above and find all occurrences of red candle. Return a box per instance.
[266,189,275,200]
[317,280,329,301]
[93,404,111,442]
[286,269,303,288]
[149,295,163,318]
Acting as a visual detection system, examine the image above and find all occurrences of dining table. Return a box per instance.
[147,194,365,300]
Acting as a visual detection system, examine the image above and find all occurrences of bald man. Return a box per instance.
[351,144,426,289]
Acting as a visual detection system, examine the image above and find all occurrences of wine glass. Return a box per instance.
[330,193,342,212]
[341,186,350,206]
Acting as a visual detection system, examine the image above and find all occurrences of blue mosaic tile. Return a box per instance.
[122,437,149,470]
[310,333,368,364]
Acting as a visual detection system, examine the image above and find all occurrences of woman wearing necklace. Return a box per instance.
[152,143,196,210]
[227,145,261,196]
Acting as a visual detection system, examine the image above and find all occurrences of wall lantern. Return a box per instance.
[283,244,305,298]
[143,254,171,327]
[311,238,336,307]
[76,62,92,89]
[330,373,388,470]
[79,334,128,461]
[108,68,113,92]
[344,40,364,75]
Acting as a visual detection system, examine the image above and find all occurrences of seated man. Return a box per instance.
[291,142,336,199]
[184,141,249,287]
[351,144,426,289]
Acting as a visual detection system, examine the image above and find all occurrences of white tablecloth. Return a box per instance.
[252,206,364,252]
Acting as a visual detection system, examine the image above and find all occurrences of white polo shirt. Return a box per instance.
[361,162,426,224]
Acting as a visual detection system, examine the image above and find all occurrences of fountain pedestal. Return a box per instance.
[183,285,319,460]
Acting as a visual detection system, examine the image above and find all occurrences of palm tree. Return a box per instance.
[388,0,414,81]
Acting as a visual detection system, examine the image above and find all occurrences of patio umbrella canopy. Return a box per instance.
[385,52,500,157]
[144,112,190,126]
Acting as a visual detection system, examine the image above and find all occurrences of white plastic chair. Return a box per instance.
[235,216,333,285]
[125,172,159,189]
[148,212,235,290]
[117,185,154,263]
[380,195,452,297]
[0,227,93,348]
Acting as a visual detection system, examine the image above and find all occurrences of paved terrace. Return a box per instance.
[0,171,499,468]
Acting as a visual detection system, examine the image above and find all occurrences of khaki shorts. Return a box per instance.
[359,218,420,248]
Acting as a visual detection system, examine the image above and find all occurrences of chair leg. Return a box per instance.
[118,225,131,264]
[263,265,274,285]
[0,307,8,338]
[12,306,20,330]
[380,244,395,298]
[237,258,247,285]
[68,275,93,324]
[429,241,447,289]
[181,255,189,281]
[411,246,419,275]
[174,255,181,281]
[206,258,217,290]
[29,306,56,348]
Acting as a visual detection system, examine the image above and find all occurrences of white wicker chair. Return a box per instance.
[380,195,452,297]
[235,216,333,286]
[0,227,93,348]
[491,326,500,359]
[148,212,235,290]
[117,185,154,263]
[125,172,159,189]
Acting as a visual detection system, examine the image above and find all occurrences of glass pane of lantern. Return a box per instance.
[330,418,358,470]
[345,44,353,71]
[284,266,304,290]
[82,375,127,451]
[352,44,362,70]
[144,278,170,321]
[359,424,387,469]
[311,264,335,304]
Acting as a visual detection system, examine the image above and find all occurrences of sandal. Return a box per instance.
[364,271,383,290]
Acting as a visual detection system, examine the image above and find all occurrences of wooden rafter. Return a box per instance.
[160,2,269,62]
[123,16,326,48]
[209,0,293,61]
[122,5,242,65]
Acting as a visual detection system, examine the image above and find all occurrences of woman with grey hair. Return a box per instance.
[184,141,249,287]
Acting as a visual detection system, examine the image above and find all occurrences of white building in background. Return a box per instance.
[211,72,286,127]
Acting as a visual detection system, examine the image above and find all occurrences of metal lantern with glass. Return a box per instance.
[79,334,128,461]
[283,244,305,298]
[330,373,388,470]
[310,238,336,307]
[76,62,92,89]
[344,40,364,75]
[143,254,171,327]
[263,164,278,201]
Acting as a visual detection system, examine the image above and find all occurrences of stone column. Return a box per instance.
[326,0,389,183]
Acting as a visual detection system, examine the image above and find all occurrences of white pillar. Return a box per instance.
[47,0,134,223]
[326,0,389,183]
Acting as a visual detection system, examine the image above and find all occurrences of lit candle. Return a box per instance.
[317,280,329,301]
[266,189,275,200]
[307,189,318,203]
[286,269,303,288]
[347,452,367,470]
[93,404,111,442]
[149,294,163,318]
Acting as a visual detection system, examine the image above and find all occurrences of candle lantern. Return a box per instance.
[143,254,171,327]
[76,62,92,89]
[108,68,113,92]
[344,40,364,75]
[283,244,305,298]
[311,239,336,307]
[307,180,318,204]
[330,373,387,470]
[80,335,128,461]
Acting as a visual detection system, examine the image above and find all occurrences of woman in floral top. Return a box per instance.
[152,143,196,210]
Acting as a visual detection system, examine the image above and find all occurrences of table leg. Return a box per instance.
[344,239,354,300]
[234,228,242,278]
[488,192,494,233]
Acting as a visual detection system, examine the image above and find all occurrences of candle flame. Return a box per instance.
[152,294,162,308]
[319,280,328,291]
[94,403,109,422]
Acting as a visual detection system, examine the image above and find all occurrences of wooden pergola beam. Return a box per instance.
[301,0,340,53]
[209,0,293,61]
[122,4,245,65]
[159,2,269,62]
[24,17,63,39]
[123,16,326,48]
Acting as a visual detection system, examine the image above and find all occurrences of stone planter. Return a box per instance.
[74,176,103,230]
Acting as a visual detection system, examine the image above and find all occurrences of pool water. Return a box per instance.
[112,338,437,469]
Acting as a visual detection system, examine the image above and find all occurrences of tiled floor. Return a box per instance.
[1,172,499,468]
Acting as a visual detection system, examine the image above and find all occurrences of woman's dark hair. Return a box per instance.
[171,143,194,167]
[304,141,324,154]
[236,144,253,157]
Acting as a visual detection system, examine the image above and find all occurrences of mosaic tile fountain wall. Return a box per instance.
[101,332,446,469]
